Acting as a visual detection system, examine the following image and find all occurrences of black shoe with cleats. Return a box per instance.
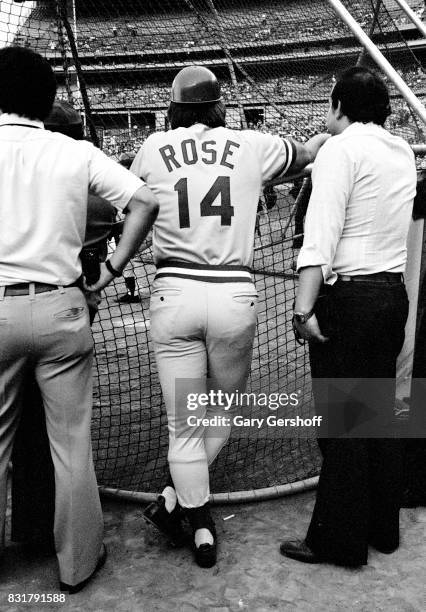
[144,495,187,547]
[185,503,217,568]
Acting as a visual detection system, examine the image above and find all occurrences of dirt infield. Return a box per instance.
[1,490,425,612]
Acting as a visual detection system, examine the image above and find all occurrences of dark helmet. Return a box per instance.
[171,65,221,104]
[44,99,83,129]
[44,99,84,140]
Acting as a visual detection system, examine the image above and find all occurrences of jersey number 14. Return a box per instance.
[174,176,234,228]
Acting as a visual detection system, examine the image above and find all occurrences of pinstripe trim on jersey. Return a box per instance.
[155,260,253,283]
[270,138,296,180]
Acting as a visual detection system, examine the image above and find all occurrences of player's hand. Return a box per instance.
[293,313,329,343]
[305,133,331,161]
[84,262,115,293]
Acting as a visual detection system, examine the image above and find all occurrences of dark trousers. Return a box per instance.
[403,300,426,502]
[305,278,409,566]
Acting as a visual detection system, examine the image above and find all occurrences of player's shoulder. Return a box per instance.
[143,130,167,145]
[239,128,277,142]
[235,129,284,153]
[131,131,157,153]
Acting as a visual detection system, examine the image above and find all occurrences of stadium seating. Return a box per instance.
[15,0,426,55]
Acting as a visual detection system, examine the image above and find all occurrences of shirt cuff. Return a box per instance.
[296,245,333,283]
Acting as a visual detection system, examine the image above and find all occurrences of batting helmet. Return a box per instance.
[171,65,221,104]
[44,100,84,140]
[44,99,83,130]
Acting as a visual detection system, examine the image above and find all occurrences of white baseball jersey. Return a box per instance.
[131,123,295,269]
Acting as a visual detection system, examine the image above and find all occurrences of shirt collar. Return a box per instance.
[343,121,384,135]
[0,113,44,129]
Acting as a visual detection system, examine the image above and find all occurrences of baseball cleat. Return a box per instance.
[143,495,187,547]
[185,503,217,568]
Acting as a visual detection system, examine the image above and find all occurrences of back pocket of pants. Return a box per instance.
[150,288,184,343]
[54,307,85,320]
[232,293,259,306]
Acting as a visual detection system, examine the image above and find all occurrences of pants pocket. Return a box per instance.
[150,288,184,343]
[54,306,85,320]
[232,292,259,306]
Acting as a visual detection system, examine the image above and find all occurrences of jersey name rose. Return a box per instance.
[159,139,240,172]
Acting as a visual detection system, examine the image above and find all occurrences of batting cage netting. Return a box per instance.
[1,0,425,499]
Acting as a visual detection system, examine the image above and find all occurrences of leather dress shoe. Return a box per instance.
[144,495,187,547]
[279,539,321,564]
[60,543,107,594]
[369,539,398,554]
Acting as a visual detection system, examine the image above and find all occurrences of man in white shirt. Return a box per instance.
[280,66,417,567]
[0,47,158,592]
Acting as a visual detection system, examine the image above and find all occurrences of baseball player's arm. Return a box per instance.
[287,133,331,175]
[86,185,158,292]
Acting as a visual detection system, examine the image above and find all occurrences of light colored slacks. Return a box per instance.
[150,277,258,508]
[0,286,103,586]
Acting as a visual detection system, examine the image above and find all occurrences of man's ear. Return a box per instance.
[334,100,344,120]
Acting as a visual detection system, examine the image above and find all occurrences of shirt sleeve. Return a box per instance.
[297,139,354,282]
[248,132,295,183]
[86,142,145,211]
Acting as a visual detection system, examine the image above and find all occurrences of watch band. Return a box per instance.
[105,258,122,278]
[293,308,315,325]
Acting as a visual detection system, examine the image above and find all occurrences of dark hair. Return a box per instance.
[167,100,226,129]
[0,46,56,121]
[331,66,391,126]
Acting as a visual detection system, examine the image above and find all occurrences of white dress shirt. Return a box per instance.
[297,122,417,284]
[0,113,144,285]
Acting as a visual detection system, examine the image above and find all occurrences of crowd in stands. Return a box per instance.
[12,1,425,157]
[83,66,425,112]
[13,0,425,57]
[92,90,423,164]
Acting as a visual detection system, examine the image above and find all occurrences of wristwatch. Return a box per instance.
[293,308,315,325]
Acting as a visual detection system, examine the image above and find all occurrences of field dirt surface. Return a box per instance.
[1,490,425,612]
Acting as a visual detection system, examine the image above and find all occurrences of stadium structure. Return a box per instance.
[2,0,426,501]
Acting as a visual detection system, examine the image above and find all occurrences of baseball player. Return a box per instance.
[129,65,329,567]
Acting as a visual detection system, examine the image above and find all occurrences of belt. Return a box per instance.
[155,260,253,283]
[338,272,403,284]
[2,279,82,296]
